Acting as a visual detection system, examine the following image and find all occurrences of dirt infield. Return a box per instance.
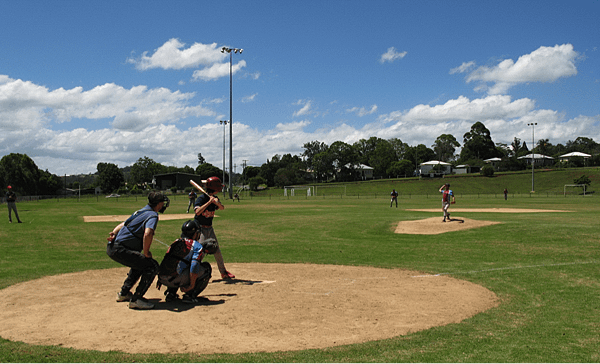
[0,263,498,355]
[83,213,194,223]
[406,208,570,213]
[397,208,568,235]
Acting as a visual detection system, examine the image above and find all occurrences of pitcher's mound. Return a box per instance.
[395,217,501,235]
[0,263,498,354]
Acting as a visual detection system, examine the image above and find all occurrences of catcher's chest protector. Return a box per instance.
[158,238,192,276]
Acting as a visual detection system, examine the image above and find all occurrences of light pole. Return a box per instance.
[220,120,228,198]
[527,122,537,192]
[221,46,243,199]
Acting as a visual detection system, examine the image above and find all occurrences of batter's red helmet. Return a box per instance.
[206,176,223,193]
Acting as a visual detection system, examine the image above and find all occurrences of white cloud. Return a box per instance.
[449,61,476,74]
[0,76,215,133]
[191,60,247,81]
[275,120,311,132]
[127,38,226,70]
[455,44,578,94]
[380,47,407,63]
[242,71,261,80]
[380,95,536,124]
[293,99,313,117]
[242,93,257,103]
[346,105,378,117]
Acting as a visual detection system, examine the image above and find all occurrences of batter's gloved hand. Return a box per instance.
[202,238,219,255]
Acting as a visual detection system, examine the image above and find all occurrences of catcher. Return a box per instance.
[439,183,455,222]
[156,220,218,303]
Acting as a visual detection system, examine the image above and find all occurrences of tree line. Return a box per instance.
[0,153,223,196]
[246,121,600,188]
[3,121,600,196]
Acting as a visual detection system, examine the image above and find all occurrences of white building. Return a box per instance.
[419,160,452,177]
[345,163,374,180]
[517,153,554,166]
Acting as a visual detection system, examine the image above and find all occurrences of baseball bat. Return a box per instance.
[189,180,208,195]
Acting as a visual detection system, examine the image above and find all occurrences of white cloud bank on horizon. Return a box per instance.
[1,70,598,175]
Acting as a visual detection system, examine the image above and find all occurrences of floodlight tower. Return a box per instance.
[527,122,537,192]
[221,46,243,199]
[220,120,228,198]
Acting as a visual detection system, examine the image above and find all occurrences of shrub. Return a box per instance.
[481,164,495,177]
[574,175,591,187]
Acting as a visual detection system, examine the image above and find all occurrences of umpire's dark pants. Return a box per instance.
[107,242,159,299]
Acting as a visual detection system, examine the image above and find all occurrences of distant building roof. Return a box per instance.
[345,163,374,170]
[484,157,502,162]
[419,160,451,166]
[518,154,554,160]
[559,152,591,158]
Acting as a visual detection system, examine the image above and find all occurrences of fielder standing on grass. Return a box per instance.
[106,191,170,310]
[439,183,455,222]
[194,176,235,280]
[5,185,22,223]
[390,189,399,208]
[187,189,197,213]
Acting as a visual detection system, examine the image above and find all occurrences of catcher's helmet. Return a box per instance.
[206,176,223,193]
[181,220,200,239]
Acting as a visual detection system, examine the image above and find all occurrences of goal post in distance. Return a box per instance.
[284,186,312,197]
[564,184,587,196]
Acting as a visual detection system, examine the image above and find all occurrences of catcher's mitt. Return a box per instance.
[202,238,219,255]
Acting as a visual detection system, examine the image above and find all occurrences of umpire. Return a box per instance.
[106,191,170,309]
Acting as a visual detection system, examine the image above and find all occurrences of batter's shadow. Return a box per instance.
[150,297,226,312]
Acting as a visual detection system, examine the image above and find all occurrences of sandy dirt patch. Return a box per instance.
[84,213,200,223]
[0,263,498,355]
[406,208,570,213]
[395,216,501,235]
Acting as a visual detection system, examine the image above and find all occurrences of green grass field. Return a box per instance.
[1,170,599,362]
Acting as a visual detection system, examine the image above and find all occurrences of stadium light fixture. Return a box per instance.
[221,46,243,199]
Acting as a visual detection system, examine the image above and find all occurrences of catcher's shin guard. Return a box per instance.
[189,262,212,297]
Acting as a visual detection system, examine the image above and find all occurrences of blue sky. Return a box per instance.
[1,0,598,176]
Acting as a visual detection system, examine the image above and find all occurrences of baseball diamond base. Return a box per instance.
[0,263,498,354]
